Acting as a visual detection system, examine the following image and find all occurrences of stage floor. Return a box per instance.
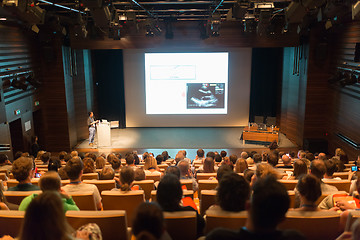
[75,127,297,159]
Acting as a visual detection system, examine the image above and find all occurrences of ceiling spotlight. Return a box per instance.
[243,13,257,33]
[145,19,154,37]
[210,13,221,37]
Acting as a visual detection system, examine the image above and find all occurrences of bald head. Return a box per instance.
[310,160,326,179]
[240,152,248,159]
[177,160,189,176]
[282,155,291,165]
[318,153,327,161]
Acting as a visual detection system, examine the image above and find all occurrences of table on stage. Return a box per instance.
[242,125,279,144]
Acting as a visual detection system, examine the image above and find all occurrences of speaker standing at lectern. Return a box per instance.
[87,112,98,146]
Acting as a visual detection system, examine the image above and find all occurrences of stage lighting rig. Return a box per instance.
[11,76,29,91]
[144,18,161,37]
[210,13,221,37]
[243,13,257,33]
[199,21,209,39]
[26,73,41,88]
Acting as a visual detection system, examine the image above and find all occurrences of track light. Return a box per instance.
[210,13,221,37]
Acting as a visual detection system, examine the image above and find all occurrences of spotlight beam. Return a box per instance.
[38,0,85,14]
[212,0,225,15]
[130,0,157,19]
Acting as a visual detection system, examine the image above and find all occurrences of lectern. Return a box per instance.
[97,120,111,147]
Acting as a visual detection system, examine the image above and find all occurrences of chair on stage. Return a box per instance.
[133,180,154,201]
[266,116,276,126]
[83,179,116,194]
[164,211,197,240]
[81,173,99,181]
[200,190,217,216]
[204,209,247,234]
[66,210,129,240]
[101,190,144,227]
[0,210,25,237]
[254,116,264,124]
[69,191,97,210]
[4,190,42,205]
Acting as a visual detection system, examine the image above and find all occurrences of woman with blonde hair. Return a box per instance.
[235,158,248,173]
[144,157,162,176]
[82,158,95,174]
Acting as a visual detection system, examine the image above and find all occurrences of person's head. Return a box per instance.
[269,140,278,150]
[181,150,187,157]
[177,160,190,177]
[324,159,338,177]
[174,153,184,165]
[197,149,205,158]
[299,151,306,159]
[48,157,61,172]
[99,166,115,180]
[82,157,95,174]
[12,157,34,182]
[144,156,158,170]
[133,153,140,165]
[253,153,262,164]
[126,154,135,166]
[132,202,165,240]
[18,191,72,240]
[89,111,93,118]
[214,154,222,163]
[58,167,68,180]
[310,159,326,179]
[41,152,51,164]
[339,153,349,165]
[293,159,308,179]
[70,151,78,158]
[250,176,289,230]
[229,154,238,165]
[244,169,255,183]
[296,174,321,204]
[0,153,9,165]
[203,157,215,173]
[64,157,83,181]
[110,157,121,171]
[84,153,96,162]
[134,168,146,181]
[107,153,116,163]
[235,158,248,173]
[95,156,106,169]
[155,155,164,165]
[335,148,345,157]
[63,154,72,163]
[58,151,67,161]
[254,163,280,183]
[39,171,61,191]
[267,153,278,167]
[157,174,182,210]
[165,166,180,179]
[120,166,135,191]
[282,155,291,165]
[305,152,315,161]
[217,172,250,212]
[318,153,327,161]
[15,151,23,160]
[216,164,233,182]
[206,151,216,160]
[240,152,248,159]
[220,150,227,158]
[161,151,169,161]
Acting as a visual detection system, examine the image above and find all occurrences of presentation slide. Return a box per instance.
[145,53,228,114]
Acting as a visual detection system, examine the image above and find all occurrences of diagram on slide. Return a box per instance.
[187,83,225,108]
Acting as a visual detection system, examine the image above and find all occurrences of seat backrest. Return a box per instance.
[322,179,351,192]
[198,180,218,198]
[0,173,6,181]
[6,179,39,188]
[0,169,9,177]
[83,179,116,194]
[200,190,217,216]
[196,173,217,181]
[278,210,341,240]
[66,210,128,240]
[205,209,247,234]
[332,172,350,180]
[266,116,276,126]
[164,211,197,240]
[133,180,154,201]
[278,179,298,191]
[151,190,194,202]
[180,179,194,191]
[61,180,70,186]
[288,190,295,208]
[345,210,360,231]
[145,174,161,182]
[0,210,25,237]
[158,164,169,171]
[69,191,97,210]
[101,190,144,227]
[81,173,99,180]
[4,191,42,205]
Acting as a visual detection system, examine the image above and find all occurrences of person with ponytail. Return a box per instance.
[113,166,140,191]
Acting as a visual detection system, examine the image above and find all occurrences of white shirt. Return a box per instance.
[62,182,102,205]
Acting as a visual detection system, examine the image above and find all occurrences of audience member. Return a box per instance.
[165,166,181,179]
[250,163,280,187]
[95,156,106,169]
[48,156,61,172]
[235,158,248,173]
[162,151,170,161]
[206,152,216,161]
[85,153,97,162]
[229,154,238,165]
[133,152,140,165]
[155,154,164,165]
[14,151,23,160]
[199,157,216,173]
[0,153,12,173]
[295,174,322,211]
[59,151,67,164]
[214,154,223,164]
[206,176,305,240]
[310,160,338,193]
[19,171,79,211]
[41,152,51,165]
[267,153,278,167]
[70,151,79,158]
[8,157,40,191]
[126,154,136,168]
[252,153,262,164]
[324,159,341,181]
[278,155,293,169]
[194,149,206,164]
[144,157,161,176]
[99,166,115,180]
[216,165,233,182]
[0,186,9,210]
[243,169,255,183]
[58,167,69,180]
[113,166,139,191]
[174,153,184,165]
[318,153,327,161]
[82,157,96,174]
[282,159,307,180]
[156,174,205,238]
[134,168,146,181]
[178,160,198,191]
[62,157,102,210]
[110,157,121,173]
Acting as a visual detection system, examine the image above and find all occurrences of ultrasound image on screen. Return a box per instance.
[187,83,225,109]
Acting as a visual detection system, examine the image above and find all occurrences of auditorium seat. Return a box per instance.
[278,210,341,240]
[35,164,48,168]
[69,191,97,210]
[7,178,40,188]
[0,169,9,177]
[66,210,129,240]
[200,190,217,216]
[4,190,42,205]
[133,180,154,201]
[332,172,351,180]
[37,168,48,172]
[151,189,194,202]
[101,190,144,227]
[163,211,197,240]
[322,179,351,192]
[0,210,25,237]
[180,179,194,191]
[196,173,217,181]
[145,174,161,182]
[198,180,218,198]
[288,190,295,208]
[61,180,70,186]
[81,173,99,180]
[0,173,6,181]
[158,164,169,171]
[344,163,355,168]
[344,210,360,232]
[278,179,298,191]
[83,179,116,193]
[9,173,15,179]
[204,209,247,234]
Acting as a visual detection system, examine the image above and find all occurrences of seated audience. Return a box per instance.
[95,156,106,169]
[82,157,96,174]
[220,150,227,160]
[229,154,238,165]
[144,157,162,176]
[193,149,206,164]
[19,171,79,211]
[267,153,279,167]
[198,157,216,174]
[40,152,51,165]
[294,174,322,211]
[126,154,137,169]
[216,165,233,182]
[278,155,293,169]
[62,157,102,210]
[113,166,140,191]
[99,166,115,180]
[214,154,223,164]
[282,159,307,180]
[0,153,12,173]
[234,158,248,174]
[157,174,205,238]
[165,166,181,179]
[324,159,342,181]
[132,202,171,240]
[110,157,121,173]
[310,160,338,193]
[8,157,40,191]
[206,176,305,240]
[0,187,9,210]
[70,150,79,158]
[48,156,61,172]
[155,154,164,165]
[318,152,327,161]
[243,169,255,183]
[250,163,281,187]
[58,167,69,180]
[178,160,198,192]
[209,172,250,212]
[162,151,170,161]
[133,152,140,165]
[85,153,97,162]
[206,151,216,161]
[59,151,67,164]
[134,168,146,181]
[174,153,184,165]
[252,153,262,164]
